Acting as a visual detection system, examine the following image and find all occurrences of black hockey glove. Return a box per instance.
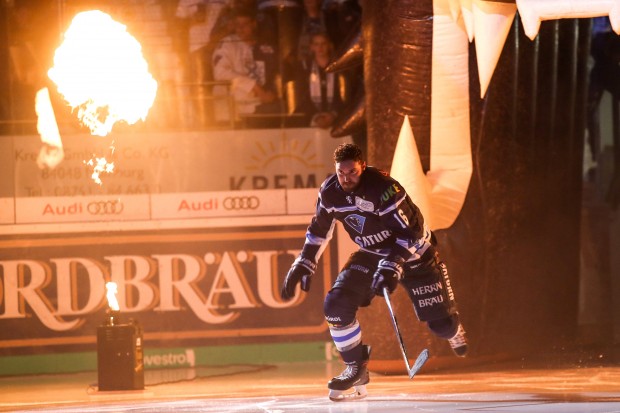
[280,256,317,301]
[370,256,404,296]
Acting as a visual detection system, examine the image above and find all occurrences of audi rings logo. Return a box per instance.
[87,200,124,215]
[223,196,260,210]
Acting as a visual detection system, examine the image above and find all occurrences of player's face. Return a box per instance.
[336,159,366,192]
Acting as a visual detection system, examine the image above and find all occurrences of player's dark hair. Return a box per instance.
[333,143,364,163]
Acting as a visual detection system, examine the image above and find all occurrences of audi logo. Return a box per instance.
[223,196,260,210]
[87,200,124,215]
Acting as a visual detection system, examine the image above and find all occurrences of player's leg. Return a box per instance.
[401,246,468,357]
[323,251,376,400]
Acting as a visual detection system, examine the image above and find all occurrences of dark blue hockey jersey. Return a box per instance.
[301,166,427,262]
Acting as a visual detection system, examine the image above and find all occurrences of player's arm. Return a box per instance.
[281,194,335,300]
[379,183,425,260]
[371,184,425,296]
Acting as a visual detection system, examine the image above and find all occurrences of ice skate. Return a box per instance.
[448,323,468,357]
[328,345,371,401]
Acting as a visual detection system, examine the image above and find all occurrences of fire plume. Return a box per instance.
[48,10,157,136]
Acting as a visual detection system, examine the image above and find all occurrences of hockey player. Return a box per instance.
[281,143,468,401]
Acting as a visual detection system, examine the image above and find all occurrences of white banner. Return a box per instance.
[3,129,350,197]
[0,198,14,224]
[151,190,287,219]
[286,188,318,215]
[16,195,150,224]
[1,128,348,232]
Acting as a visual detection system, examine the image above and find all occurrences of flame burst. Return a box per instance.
[105,282,120,312]
[48,10,157,137]
[46,10,157,184]
[35,87,64,169]
[85,154,115,185]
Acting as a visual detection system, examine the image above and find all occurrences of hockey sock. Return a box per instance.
[340,343,364,363]
[329,319,362,362]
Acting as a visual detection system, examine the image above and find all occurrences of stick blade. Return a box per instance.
[408,348,429,379]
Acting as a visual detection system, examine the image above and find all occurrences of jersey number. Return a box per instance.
[395,209,409,228]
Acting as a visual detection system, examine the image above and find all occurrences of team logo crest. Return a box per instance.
[355,197,374,212]
[344,214,366,234]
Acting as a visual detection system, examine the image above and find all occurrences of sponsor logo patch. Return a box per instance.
[355,197,374,212]
[381,183,401,202]
[350,264,370,274]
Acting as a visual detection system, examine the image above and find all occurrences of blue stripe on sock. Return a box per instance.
[331,325,361,343]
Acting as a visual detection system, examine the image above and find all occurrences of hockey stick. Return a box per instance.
[383,287,429,379]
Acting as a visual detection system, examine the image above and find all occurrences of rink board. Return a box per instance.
[0,130,355,375]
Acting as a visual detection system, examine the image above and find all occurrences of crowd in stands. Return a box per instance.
[1,0,362,133]
[173,0,363,130]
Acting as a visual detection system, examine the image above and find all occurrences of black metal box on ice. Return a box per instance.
[96,319,144,391]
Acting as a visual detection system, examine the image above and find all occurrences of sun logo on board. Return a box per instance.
[245,138,324,171]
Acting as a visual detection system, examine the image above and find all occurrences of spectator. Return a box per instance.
[176,0,232,127]
[256,0,304,70]
[293,31,342,128]
[297,0,328,62]
[212,8,281,122]
[131,0,185,130]
[587,17,620,161]
[586,17,620,208]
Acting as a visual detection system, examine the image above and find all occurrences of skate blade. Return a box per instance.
[328,385,367,402]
